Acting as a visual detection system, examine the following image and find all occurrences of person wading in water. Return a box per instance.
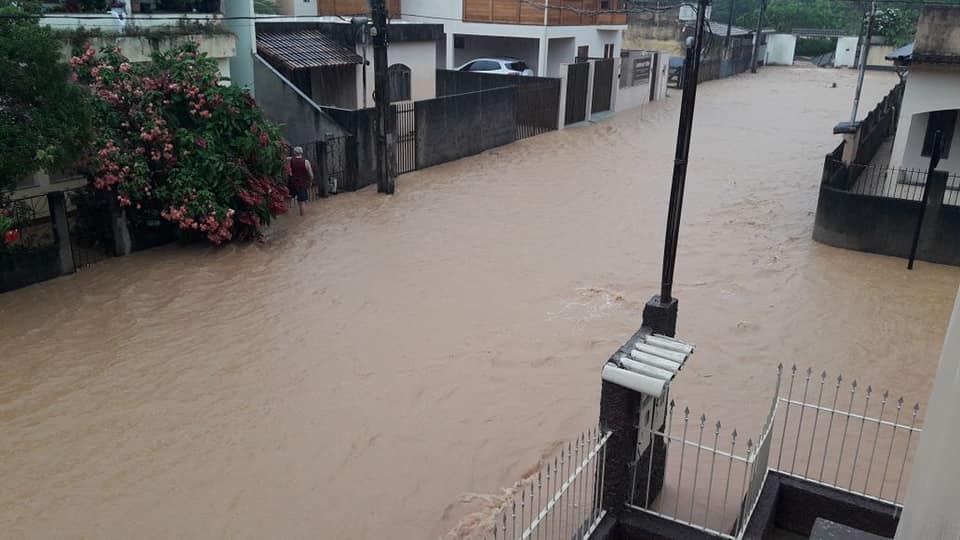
[288,146,314,217]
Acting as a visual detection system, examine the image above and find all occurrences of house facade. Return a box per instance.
[400,0,626,78]
[254,20,442,109]
[888,5,960,175]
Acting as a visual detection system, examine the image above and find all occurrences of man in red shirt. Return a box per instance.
[288,146,315,217]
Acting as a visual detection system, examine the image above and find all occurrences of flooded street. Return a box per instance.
[2,66,958,539]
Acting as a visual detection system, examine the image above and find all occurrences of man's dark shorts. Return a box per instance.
[295,189,309,202]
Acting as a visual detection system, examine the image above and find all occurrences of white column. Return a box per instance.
[895,285,960,539]
[445,32,455,70]
[537,35,549,77]
[585,60,596,121]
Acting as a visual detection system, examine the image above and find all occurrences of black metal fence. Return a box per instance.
[518,82,560,140]
[394,102,417,175]
[823,161,960,204]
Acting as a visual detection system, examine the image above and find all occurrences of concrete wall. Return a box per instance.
[415,86,518,169]
[401,0,462,21]
[895,283,960,540]
[867,45,895,68]
[358,40,437,104]
[764,34,796,66]
[310,65,358,108]
[276,0,318,16]
[615,50,654,112]
[252,54,349,146]
[812,182,960,266]
[547,37,576,78]
[835,36,858,68]
[914,5,960,60]
[891,66,960,172]
[452,34,541,73]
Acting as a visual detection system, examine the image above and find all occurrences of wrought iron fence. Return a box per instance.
[489,429,610,540]
[394,102,417,175]
[627,373,780,539]
[823,160,960,202]
[771,366,923,514]
[64,187,114,269]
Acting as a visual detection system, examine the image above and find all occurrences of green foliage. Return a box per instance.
[72,42,290,244]
[0,0,92,195]
[873,8,919,47]
[795,37,835,57]
[737,0,862,34]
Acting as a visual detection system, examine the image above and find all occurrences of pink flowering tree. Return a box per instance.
[71,42,291,244]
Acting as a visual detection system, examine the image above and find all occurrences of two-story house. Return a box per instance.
[402,0,626,78]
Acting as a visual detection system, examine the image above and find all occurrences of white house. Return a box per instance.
[254,19,442,108]
[401,0,626,78]
[888,5,960,175]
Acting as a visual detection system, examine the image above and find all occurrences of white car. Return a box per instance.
[456,57,534,76]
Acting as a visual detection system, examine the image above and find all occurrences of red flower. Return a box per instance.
[196,138,208,149]
[3,229,20,245]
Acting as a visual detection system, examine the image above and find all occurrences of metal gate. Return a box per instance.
[564,62,590,126]
[592,58,615,114]
[393,102,417,175]
[517,82,561,140]
[64,188,114,269]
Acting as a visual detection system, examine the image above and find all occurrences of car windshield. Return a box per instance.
[506,61,529,71]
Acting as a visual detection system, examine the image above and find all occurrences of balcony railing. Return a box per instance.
[463,0,627,26]
[42,0,221,14]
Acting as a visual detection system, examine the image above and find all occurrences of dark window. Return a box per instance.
[470,60,501,71]
[922,110,957,159]
[600,0,611,8]
[506,61,529,71]
[454,36,465,49]
[577,45,589,61]
[388,64,411,102]
[604,44,615,58]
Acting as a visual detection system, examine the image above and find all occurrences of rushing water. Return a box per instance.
[2,66,958,539]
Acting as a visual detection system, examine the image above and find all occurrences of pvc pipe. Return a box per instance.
[634,343,687,364]
[629,350,681,374]
[645,335,695,354]
[602,364,667,397]
[619,355,674,380]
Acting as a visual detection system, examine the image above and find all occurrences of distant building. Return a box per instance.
[887,5,960,175]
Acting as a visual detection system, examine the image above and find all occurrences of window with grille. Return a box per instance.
[922,110,957,159]
[388,64,412,102]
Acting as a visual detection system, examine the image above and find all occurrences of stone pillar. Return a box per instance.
[919,171,947,260]
[598,295,679,516]
[46,191,75,276]
[557,64,569,129]
[223,0,256,94]
[445,33,455,70]
[537,35,549,77]
[894,284,960,539]
[108,196,132,257]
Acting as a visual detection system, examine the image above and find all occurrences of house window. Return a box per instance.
[604,44,615,58]
[922,110,958,159]
[388,64,411,102]
[600,0,611,9]
[577,45,589,62]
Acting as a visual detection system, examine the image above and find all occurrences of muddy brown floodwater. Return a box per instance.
[2,66,959,540]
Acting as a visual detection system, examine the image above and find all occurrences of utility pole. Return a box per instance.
[725,0,735,48]
[370,0,395,194]
[656,0,710,313]
[850,0,876,123]
[750,0,766,73]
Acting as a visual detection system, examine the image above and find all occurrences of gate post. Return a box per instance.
[46,191,75,276]
[585,60,596,122]
[557,64,569,129]
[318,136,331,199]
[108,196,132,257]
